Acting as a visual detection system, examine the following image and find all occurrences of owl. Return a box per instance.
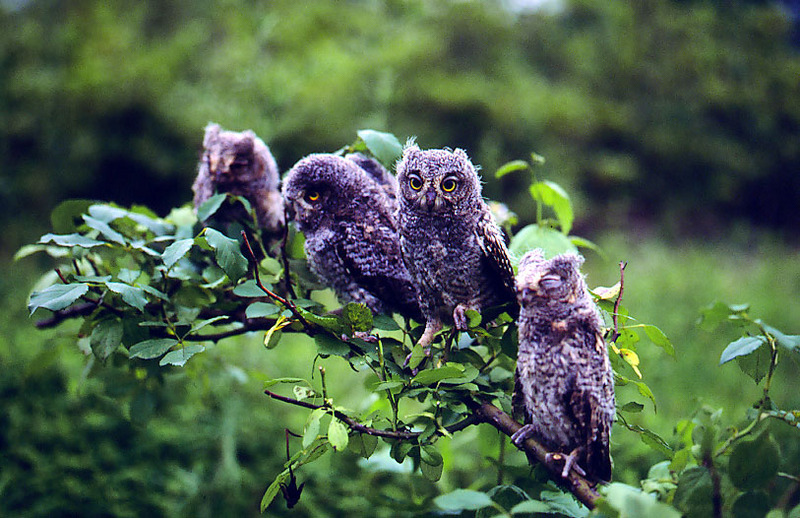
[282,154,421,320]
[192,123,284,234]
[395,144,515,355]
[510,250,615,482]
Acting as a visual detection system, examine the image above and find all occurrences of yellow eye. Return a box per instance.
[408,173,423,191]
[305,190,320,202]
[441,177,457,192]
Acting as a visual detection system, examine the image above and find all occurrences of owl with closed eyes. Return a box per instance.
[282,154,421,320]
[192,123,284,234]
[395,144,515,357]
[511,250,615,482]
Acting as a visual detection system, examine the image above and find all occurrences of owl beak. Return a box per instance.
[423,188,437,211]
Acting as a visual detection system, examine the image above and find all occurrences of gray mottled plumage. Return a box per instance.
[192,123,284,233]
[395,144,515,353]
[345,153,398,200]
[511,250,615,482]
[282,154,421,320]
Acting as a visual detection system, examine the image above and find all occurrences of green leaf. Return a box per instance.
[510,500,553,514]
[303,408,326,448]
[347,431,378,459]
[407,342,427,371]
[508,224,577,259]
[327,417,349,451]
[105,282,148,311]
[90,318,123,361]
[699,301,749,332]
[263,377,307,388]
[620,402,645,413]
[204,228,248,282]
[372,314,400,331]
[435,489,493,511]
[732,491,770,518]
[412,365,465,386]
[261,470,290,512]
[539,490,588,518]
[162,239,194,269]
[159,345,205,367]
[357,129,403,166]
[673,466,713,517]
[50,199,95,233]
[371,380,404,392]
[420,457,443,482]
[83,215,126,245]
[130,338,178,359]
[720,336,766,365]
[762,323,800,355]
[38,233,105,249]
[28,283,89,314]
[735,340,772,384]
[642,325,675,356]
[342,302,373,333]
[246,302,280,319]
[530,180,573,234]
[494,159,529,179]
[314,333,350,356]
[190,316,228,333]
[465,309,482,328]
[233,279,268,297]
[729,433,780,490]
[598,483,682,518]
[196,193,226,221]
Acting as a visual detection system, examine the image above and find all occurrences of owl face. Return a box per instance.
[516,251,585,304]
[396,144,481,214]
[283,154,370,232]
[203,125,265,187]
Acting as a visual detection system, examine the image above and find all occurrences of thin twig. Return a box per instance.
[241,231,313,333]
[264,389,479,440]
[611,261,628,342]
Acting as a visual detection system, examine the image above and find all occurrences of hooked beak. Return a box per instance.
[422,188,437,211]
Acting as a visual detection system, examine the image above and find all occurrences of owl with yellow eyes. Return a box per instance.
[395,143,515,356]
[282,154,421,320]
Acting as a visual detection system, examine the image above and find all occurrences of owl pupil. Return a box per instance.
[442,179,456,192]
[409,175,423,191]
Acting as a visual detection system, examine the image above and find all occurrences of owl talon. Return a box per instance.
[559,448,587,478]
[510,424,536,447]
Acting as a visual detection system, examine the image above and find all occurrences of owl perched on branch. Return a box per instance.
[192,123,284,234]
[511,250,615,482]
[395,144,515,356]
[282,154,421,320]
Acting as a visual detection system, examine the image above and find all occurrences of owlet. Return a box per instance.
[511,250,615,482]
[282,154,421,320]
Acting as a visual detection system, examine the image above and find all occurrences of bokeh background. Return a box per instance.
[3,0,800,516]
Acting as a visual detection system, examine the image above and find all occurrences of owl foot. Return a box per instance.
[402,319,442,370]
[510,424,536,447]
[348,331,378,343]
[548,448,587,479]
[452,304,478,331]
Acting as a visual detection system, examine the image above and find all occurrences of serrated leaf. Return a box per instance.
[720,336,766,365]
[162,239,194,269]
[315,334,350,356]
[508,224,577,259]
[159,344,205,367]
[412,365,465,385]
[357,129,403,166]
[204,228,248,282]
[105,282,148,311]
[196,193,226,222]
[435,489,493,511]
[38,233,105,249]
[327,417,349,451]
[28,283,89,315]
[494,159,529,179]
[530,180,573,234]
[130,338,178,359]
[246,302,280,319]
[90,318,123,361]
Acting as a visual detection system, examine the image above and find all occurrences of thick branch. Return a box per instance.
[264,389,479,440]
[465,399,601,510]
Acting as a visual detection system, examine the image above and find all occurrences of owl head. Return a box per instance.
[516,250,587,305]
[282,154,390,232]
[396,143,483,215]
[202,123,278,190]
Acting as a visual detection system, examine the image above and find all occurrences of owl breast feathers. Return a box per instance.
[192,122,284,233]
[282,153,421,321]
[511,250,615,482]
[395,143,516,352]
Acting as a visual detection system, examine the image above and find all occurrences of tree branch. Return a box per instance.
[264,389,479,440]
[611,261,628,342]
[464,399,601,510]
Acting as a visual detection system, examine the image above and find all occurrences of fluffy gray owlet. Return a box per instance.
[192,123,284,233]
[395,144,515,354]
[511,250,615,482]
[282,154,421,320]
[345,152,398,200]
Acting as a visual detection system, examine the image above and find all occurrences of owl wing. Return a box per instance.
[476,211,516,300]
[335,222,421,321]
[566,327,613,482]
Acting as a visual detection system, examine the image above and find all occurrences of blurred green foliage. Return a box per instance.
[2,0,800,259]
